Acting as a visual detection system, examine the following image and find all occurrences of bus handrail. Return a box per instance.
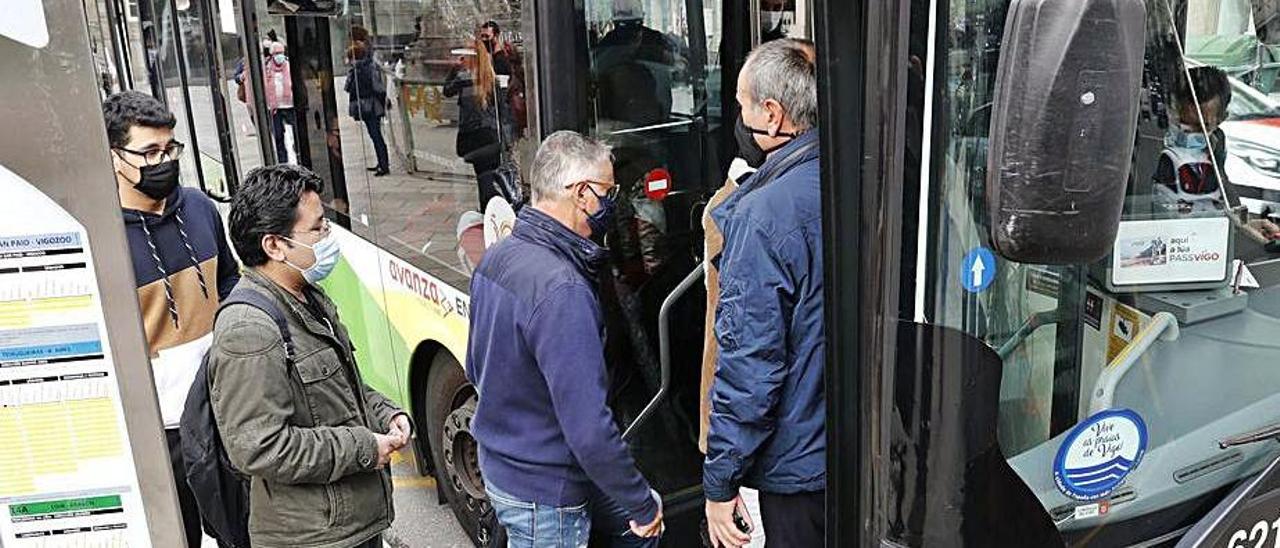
[622,264,706,441]
[1088,312,1179,414]
[995,310,1060,360]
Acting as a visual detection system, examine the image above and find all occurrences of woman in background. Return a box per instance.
[444,39,508,210]
[345,41,390,176]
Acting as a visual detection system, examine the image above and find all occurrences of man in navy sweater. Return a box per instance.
[466,130,664,546]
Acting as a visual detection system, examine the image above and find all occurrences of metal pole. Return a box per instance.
[238,0,276,164]
[199,0,241,196]
[166,0,209,188]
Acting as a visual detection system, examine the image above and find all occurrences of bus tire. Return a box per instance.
[425,353,506,547]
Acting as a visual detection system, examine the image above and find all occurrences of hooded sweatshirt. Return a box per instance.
[124,186,240,428]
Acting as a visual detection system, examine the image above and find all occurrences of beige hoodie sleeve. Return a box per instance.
[699,175,741,454]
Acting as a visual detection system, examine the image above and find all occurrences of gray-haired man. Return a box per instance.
[705,38,825,548]
[466,130,664,546]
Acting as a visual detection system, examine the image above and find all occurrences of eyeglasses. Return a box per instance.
[115,141,185,166]
[290,218,332,240]
[565,179,619,201]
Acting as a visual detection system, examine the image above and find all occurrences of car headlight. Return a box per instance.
[1244,154,1280,176]
[1232,140,1280,177]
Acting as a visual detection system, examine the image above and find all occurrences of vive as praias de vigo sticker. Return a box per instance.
[1054,409,1148,501]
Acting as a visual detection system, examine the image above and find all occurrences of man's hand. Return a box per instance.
[374,433,399,468]
[1245,218,1280,244]
[629,507,664,538]
[706,495,752,548]
[388,414,412,447]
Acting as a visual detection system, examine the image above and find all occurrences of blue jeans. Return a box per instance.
[486,484,660,548]
[271,108,294,163]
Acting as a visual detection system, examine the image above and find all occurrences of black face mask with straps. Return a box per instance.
[734,113,797,169]
[133,159,180,200]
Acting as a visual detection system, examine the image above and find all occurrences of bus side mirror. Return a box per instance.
[986,0,1147,264]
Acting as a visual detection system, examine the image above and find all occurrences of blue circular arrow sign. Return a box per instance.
[960,247,997,293]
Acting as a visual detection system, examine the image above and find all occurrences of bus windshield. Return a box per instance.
[907,0,1280,544]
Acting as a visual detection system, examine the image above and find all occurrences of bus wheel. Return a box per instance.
[425,355,506,547]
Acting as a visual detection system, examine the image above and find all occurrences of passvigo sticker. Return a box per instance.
[1054,409,1148,501]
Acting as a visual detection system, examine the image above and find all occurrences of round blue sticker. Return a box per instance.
[960,247,997,293]
[1054,409,1148,501]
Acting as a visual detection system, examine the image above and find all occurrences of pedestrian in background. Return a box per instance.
[263,42,295,164]
[345,41,390,176]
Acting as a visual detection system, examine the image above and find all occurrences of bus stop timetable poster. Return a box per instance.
[0,163,151,547]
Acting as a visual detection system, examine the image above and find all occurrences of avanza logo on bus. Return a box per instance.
[386,260,469,319]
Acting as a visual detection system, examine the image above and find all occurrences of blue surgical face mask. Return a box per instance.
[273,53,286,65]
[583,185,617,238]
[283,233,341,284]
[1166,126,1210,151]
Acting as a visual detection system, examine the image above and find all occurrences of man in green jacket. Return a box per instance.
[210,164,411,548]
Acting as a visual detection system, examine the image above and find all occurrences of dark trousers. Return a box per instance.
[166,428,205,548]
[470,158,501,211]
[271,108,295,163]
[364,116,389,171]
[760,490,824,548]
[351,534,382,548]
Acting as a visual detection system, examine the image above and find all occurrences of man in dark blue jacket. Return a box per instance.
[705,38,825,548]
[466,130,664,546]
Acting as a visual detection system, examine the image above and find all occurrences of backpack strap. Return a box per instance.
[221,286,295,364]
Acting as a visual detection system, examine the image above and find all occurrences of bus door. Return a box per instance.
[524,0,730,540]
[528,0,815,542]
[123,0,243,199]
[822,0,1280,545]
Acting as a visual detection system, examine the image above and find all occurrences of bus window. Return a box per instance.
[135,0,205,191]
[583,0,715,284]
[752,0,810,44]
[172,0,234,199]
[353,1,532,290]
[907,0,1280,544]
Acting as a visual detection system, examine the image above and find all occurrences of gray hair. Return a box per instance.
[742,38,817,130]
[530,130,613,203]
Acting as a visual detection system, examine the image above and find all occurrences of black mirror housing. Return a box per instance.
[986,0,1148,264]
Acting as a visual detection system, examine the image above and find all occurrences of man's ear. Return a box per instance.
[110,149,126,174]
[260,234,286,263]
[764,99,786,136]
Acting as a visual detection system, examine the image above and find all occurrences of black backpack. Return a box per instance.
[179,287,295,548]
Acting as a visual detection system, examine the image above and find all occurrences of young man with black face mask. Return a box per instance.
[103,90,241,547]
